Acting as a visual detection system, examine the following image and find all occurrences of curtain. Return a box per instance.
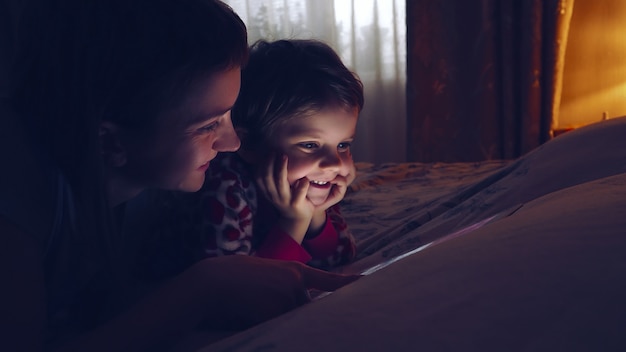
[224,0,407,163]
[406,0,575,162]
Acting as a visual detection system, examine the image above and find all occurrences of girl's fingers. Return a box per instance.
[276,154,291,198]
[322,186,344,209]
[329,175,347,198]
[256,153,296,207]
[292,178,310,204]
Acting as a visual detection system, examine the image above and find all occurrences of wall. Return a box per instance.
[559,0,626,128]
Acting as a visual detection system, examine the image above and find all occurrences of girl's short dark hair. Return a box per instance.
[232,39,364,151]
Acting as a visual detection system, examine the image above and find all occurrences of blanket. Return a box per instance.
[197,116,626,352]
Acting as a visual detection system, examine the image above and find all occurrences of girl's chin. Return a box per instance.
[306,193,329,206]
[310,199,326,206]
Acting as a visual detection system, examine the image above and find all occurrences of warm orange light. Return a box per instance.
[558,0,626,129]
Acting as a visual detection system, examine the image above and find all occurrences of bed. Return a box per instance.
[188,116,626,351]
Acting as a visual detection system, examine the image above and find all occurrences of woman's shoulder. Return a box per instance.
[0,100,60,248]
[209,152,251,175]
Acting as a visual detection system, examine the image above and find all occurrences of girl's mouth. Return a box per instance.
[309,180,331,189]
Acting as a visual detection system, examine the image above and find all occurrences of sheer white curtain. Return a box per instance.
[224,0,406,163]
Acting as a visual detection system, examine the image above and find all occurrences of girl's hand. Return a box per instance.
[255,154,314,243]
[255,153,315,221]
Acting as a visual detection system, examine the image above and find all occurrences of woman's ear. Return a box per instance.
[99,121,127,167]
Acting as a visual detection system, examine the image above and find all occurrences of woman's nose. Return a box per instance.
[215,114,241,152]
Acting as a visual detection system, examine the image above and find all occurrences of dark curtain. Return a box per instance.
[406,0,574,162]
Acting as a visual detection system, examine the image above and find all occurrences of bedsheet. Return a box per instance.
[202,172,626,352]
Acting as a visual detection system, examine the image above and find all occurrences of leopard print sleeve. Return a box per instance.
[196,154,259,259]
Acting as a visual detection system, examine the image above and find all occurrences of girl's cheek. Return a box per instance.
[340,155,354,175]
[286,166,298,185]
[286,159,307,184]
[341,152,353,165]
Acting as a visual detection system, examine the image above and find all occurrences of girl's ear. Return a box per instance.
[99,121,127,167]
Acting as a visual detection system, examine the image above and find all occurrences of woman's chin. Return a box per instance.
[175,174,206,192]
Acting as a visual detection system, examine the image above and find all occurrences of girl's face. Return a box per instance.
[122,67,242,192]
[272,107,358,205]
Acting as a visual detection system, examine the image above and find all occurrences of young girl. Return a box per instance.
[127,39,363,278]
[0,1,358,350]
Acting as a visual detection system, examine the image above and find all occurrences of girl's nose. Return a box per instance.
[319,148,346,174]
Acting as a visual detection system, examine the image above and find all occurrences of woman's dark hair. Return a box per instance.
[9,0,248,290]
[12,0,248,167]
[232,39,364,151]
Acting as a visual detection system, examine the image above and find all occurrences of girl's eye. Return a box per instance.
[298,142,319,149]
[338,142,352,151]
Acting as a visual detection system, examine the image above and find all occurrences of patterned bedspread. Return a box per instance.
[342,160,509,263]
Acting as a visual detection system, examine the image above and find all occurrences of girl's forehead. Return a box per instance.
[277,107,358,138]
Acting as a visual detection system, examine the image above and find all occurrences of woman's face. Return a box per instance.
[121,67,242,192]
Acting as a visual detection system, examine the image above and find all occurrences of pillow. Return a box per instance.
[399,116,626,245]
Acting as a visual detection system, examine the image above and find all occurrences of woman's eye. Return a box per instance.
[298,142,318,149]
[199,121,219,133]
[338,142,352,151]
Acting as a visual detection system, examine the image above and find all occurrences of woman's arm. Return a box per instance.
[60,256,359,352]
[1,216,360,352]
